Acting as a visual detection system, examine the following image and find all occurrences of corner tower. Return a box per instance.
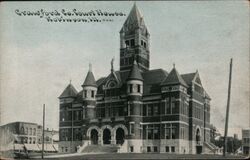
[120,3,150,72]
[82,64,97,119]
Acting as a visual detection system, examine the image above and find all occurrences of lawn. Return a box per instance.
[31,153,247,160]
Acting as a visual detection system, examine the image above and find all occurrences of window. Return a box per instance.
[125,40,129,47]
[130,146,134,152]
[172,126,176,139]
[165,98,170,114]
[147,146,151,152]
[141,40,144,46]
[130,123,135,134]
[137,84,141,93]
[147,105,152,116]
[129,84,133,93]
[91,90,94,98]
[154,146,158,152]
[153,126,160,139]
[171,146,175,153]
[29,128,32,135]
[21,127,24,134]
[153,105,159,115]
[129,104,134,115]
[84,90,87,98]
[144,42,146,48]
[165,124,171,139]
[171,97,176,114]
[130,39,135,47]
[65,147,68,152]
[25,128,28,135]
[147,125,153,139]
[165,146,169,152]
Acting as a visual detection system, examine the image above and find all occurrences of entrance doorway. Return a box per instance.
[116,128,125,145]
[196,128,202,154]
[90,129,98,145]
[103,128,111,144]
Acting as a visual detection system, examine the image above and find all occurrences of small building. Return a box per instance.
[242,129,250,155]
[0,122,58,153]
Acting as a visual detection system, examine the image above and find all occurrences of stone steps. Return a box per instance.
[82,145,119,153]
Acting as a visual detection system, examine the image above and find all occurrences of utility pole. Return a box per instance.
[223,58,233,157]
[42,104,45,159]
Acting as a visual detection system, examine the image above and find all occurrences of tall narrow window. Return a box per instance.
[130,39,135,47]
[125,40,129,47]
[165,98,170,114]
[129,84,133,93]
[84,90,87,98]
[137,84,141,93]
[91,90,94,98]
[165,124,171,139]
[130,123,135,134]
[147,105,152,116]
[171,97,175,114]
[172,125,176,139]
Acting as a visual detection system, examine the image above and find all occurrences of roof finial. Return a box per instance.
[111,57,114,72]
[133,54,137,65]
[89,63,92,72]
[70,79,72,84]
[173,63,175,68]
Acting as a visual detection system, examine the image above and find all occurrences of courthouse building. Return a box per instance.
[58,4,215,154]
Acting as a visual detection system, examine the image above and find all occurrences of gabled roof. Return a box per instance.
[127,61,143,81]
[82,70,97,87]
[181,72,196,86]
[161,67,188,87]
[59,84,78,98]
[120,3,148,34]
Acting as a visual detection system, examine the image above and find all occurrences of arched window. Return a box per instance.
[33,128,36,135]
[21,127,24,134]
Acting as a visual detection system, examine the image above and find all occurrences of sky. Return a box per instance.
[0,1,249,138]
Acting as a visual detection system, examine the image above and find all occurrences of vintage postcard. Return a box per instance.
[0,1,249,159]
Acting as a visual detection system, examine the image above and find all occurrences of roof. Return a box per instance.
[142,69,168,94]
[161,67,188,87]
[59,84,78,98]
[82,71,97,87]
[120,3,148,34]
[181,72,196,85]
[127,61,143,81]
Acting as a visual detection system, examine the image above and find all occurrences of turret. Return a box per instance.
[82,64,97,119]
[127,60,143,96]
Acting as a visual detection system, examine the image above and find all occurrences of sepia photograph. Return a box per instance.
[0,1,249,159]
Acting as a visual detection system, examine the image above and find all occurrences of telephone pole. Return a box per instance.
[42,104,45,159]
[223,58,233,156]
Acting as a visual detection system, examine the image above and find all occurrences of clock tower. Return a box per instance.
[119,3,150,72]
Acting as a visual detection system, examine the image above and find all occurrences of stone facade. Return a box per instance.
[58,4,213,154]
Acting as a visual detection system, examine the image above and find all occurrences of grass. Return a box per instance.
[30,153,247,160]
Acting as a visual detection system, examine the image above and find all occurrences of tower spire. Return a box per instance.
[89,63,92,72]
[119,4,150,72]
[111,57,114,72]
